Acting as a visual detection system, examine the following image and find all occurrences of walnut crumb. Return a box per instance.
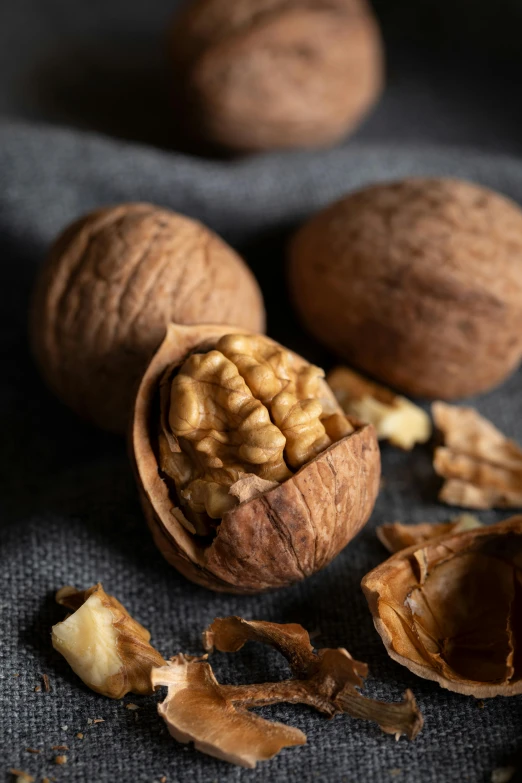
[76,733,84,740]
[54,755,67,765]
[9,770,34,783]
[160,777,167,783]
[125,703,139,710]
[42,675,50,692]
[92,719,104,724]
[25,749,41,754]
[34,686,41,693]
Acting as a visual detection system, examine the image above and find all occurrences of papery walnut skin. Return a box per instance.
[289,178,522,399]
[362,517,522,697]
[30,203,265,433]
[132,323,380,593]
[169,0,383,154]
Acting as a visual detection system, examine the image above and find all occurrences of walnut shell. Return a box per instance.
[131,323,380,593]
[289,178,522,399]
[30,203,265,433]
[169,0,383,154]
[362,516,522,697]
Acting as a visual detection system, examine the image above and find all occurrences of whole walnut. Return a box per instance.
[169,0,383,154]
[132,323,380,593]
[30,203,265,433]
[289,178,522,400]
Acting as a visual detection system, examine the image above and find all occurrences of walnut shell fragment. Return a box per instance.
[433,402,522,509]
[132,324,380,593]
[327,366,431,450]
[289,178,522,399]
[151,617,422,768]
[362,517,522,697]
[30,203,265,433]
[169,0,383,154]
[377,514,482,554]
[52,584,165,698]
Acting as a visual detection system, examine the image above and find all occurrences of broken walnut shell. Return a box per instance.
[131,323,380,593]
[52,583,165,699]
[30,203,265,433]
[169,0,383,153]
[362,517,522,697]
[289,178,522,399]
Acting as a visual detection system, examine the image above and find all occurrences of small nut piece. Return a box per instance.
[289,178,522,399]
[169,0,383,153]
[433,402,522,509]
[327,366,431,450]
[132,324,380,593]
[362,516,522,697]
[30,203,265,433]
[52,584,165,698]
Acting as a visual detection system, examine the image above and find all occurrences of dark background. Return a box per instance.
[1,3,522,783]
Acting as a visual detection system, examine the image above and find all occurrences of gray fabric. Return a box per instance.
[1,120,522,782]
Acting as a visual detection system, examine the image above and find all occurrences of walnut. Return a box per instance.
[168,0,383,154]
[151,616,422,768]
[132,323,380,592]
[327,366,431,450]
[289,178,522,399]
[362,516,522,697]
[51,583,165,698]
[433,402,522,509]
[30,203,265,433]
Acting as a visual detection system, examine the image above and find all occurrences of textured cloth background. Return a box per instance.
[1,123,522,783]
[2,0,522,781]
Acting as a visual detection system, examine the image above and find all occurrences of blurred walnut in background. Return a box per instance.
[168,0,384,154]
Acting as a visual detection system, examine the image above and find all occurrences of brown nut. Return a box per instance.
[131,323,380,593]
[289,178,522,399]
[362,516,522,697]
[169,0,383,154]
[30,203,265,433]
[52,583,166,699]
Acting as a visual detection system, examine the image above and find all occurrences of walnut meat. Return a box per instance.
[132,324,380,593]
[169,0,383,153]
[289,178,522,399]
[30,203,265,433]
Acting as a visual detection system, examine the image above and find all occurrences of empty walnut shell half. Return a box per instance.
[169,0,383,153]
[30,203,265,433]
[132,323,380,593]
[289,178,522,399]
[362,516,522,697]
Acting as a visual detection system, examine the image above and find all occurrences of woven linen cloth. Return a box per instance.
[1,120,522,783]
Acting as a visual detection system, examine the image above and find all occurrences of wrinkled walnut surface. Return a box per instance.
[289,178,522,399]
[433,402,522,509]
[152,616,422,768]
[169,0,383,153]
[30,203,265,433]
[132,323,380,593]
[362,517,522,697]
[160,333,352,528]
